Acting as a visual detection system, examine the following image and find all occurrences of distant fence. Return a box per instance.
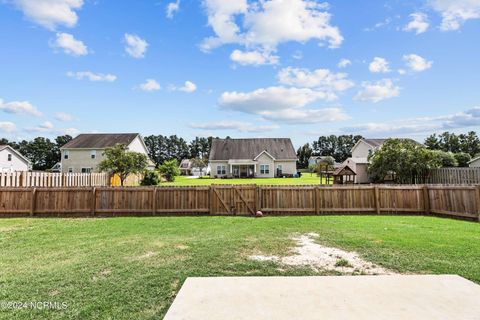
[0,185,478,221]
[0,172,110,187]
[426,168,480,185]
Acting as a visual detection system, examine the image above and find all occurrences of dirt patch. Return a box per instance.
[130,251,158,261]
[250,233,395,275]
[92,268,112,281]
[175,244,189,250]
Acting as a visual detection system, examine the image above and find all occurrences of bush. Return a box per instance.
[454,152,471,167]
[158,159,180,182]
[432,150,458,167]
[140,170,161,186]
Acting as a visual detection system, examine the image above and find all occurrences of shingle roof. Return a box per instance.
[61,133,139,149]
[209,138,297,161]
[362,139,388,147]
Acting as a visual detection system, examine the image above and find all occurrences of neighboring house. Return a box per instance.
[0,145,31,172]
[308,156,341,168]
[50,162,61,172]
[208,138,297,178]
[60,133,155,173]
[179,159,193,175]
[468,156,480,167]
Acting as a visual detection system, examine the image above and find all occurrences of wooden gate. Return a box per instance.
[210,185,256,215]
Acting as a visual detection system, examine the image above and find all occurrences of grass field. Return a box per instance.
[1,216,479,319]
[162,174,330,186]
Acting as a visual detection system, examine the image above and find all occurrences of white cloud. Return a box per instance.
[338,58,351,68]
[124,33,148,58]
[403,54,433,72]
[51,32,88,56]
[139,79,161,92]
[66,71,117,82]
[429,0,480,31]
[292,50,303,60]
[404,12,429,34]
[218,86,348,124]
[0,98,42,117]
[179,81,197,93]
[25,121,80,136]
[354,79,400,103]
[201,0,343,61]
[166,0,180,19]
[11,0,84,30]
[190,120,279,132]
[54,112,75,122]
[230,49,279,66]
[0,121,17,133]
[369,57,391,73]
[342,106,480,135]
[277,67,354,93]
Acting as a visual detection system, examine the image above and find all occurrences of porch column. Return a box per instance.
[230,164,232,176]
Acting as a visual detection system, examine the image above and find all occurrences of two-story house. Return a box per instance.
[0,145,31,172]
[60,133,154,173]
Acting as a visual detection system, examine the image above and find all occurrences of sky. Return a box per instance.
[1,0,480,148]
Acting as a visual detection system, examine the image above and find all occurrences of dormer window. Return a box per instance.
[7,154,12,161]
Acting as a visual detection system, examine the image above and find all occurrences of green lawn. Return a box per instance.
[162,174,330,186]
[1,216,479,319]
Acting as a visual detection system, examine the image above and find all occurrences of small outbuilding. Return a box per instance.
[332,165,356,184]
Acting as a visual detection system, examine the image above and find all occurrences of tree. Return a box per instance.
[140,170,161,186]
[312,135,362,162]
[425,131,480,157]
[432,150,458,167]
[368,139,442,184]
[158,159,180,182]
[454,152,471,167]
[296,143,313,169]
[308,163,318,176]
[191,157,208,177]
[98,144,149,186]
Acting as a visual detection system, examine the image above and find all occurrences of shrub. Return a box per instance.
[454,152,471,167]
[159,159,180,182]
[140,170,161,186]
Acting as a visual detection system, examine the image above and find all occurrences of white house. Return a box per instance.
[208,138,298,178]
[60,133,154,173]
[342,139,387,183]
[468,156,480,167]
[0,145,31,172]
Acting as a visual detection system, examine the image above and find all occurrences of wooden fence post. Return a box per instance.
[152,187,157,215]
[91,187,96,216]
[374,186,380,214]
[30,188,37,216]
[423,185,430,214]
[314,187,319,215]
[209,186,214,215]
[476,185,480,222]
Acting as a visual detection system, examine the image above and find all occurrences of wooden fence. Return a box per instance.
[0,185,478,221]
[426,168,480,184]
[0,172,110,187]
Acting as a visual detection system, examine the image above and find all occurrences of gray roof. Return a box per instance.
[209,138,297,161]
[61,133,139,149]
[362,139,388,147]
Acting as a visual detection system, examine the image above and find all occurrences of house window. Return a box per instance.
[7,154,12,161]
[81,168,92,173]
[260,164,270,174]
[277,164,283,171]
[90,150,96,159]
[68,167,73,173]
[64,151,69,159]
[217,165,226,175]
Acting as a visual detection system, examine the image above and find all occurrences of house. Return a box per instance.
[468,156,480,167]
[208,138,297,178]
[0,145,31,172]
[60,133,154,173]
[308,156,341,168]
[179,159,193,175]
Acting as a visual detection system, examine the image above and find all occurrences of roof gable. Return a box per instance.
[61,133,139,149]
[0,145,31,165]
[209,138,297,161]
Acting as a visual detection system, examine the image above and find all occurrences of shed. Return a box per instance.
[332,165,356,184]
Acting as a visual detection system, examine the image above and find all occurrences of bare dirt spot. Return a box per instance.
[130,251,158,261]
[250,233,395,275]
[175,244,189,250]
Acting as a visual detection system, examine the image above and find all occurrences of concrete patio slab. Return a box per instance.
[164,275,480,320]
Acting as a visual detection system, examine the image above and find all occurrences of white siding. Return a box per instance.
[210,161,229,177]
[351,141,375,158]
[255,153,274,178]
[343,158,370,183]
[0,148,29,172]
[274,160,297,176]
[469,158,480,167]
[127,136,149,154]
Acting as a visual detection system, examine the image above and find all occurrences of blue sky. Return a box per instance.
[1,0,480,147]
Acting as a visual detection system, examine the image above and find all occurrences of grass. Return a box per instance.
[162,174,330,186]
[334,258,353,268]
[1,216,480,319]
